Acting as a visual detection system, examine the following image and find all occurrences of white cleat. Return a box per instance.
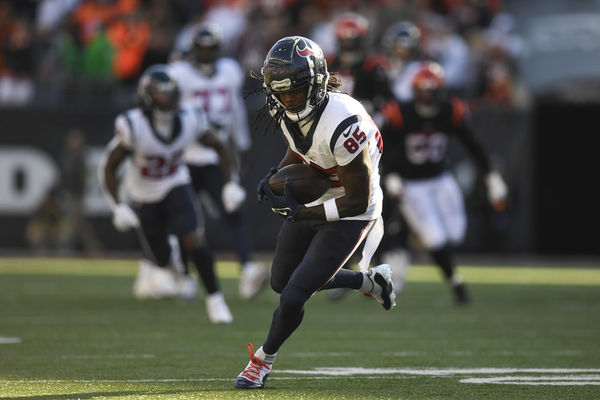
[239,262,269,300]
[235,344,272,389]
[133,259,179,300]
[176,273,198,302]
[206,292,233,324]
[365,264,396,310]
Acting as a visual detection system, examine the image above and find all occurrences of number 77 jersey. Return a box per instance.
[278,92,384,221]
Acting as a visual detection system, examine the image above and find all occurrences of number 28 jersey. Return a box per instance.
[277,92,384,221]
[114,106,208,203]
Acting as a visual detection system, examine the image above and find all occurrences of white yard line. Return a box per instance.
[3,368,600,387]
[0,337,21,344]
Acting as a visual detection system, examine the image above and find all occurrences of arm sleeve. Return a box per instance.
[114,114,134,149]
[451,98,491,173]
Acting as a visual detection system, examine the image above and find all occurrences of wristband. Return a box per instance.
[323,198,340,222]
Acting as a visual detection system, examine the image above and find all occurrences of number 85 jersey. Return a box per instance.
[114,106,208,203]
[278,92,384,221]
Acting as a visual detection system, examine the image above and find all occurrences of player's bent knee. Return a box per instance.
[271,277,285,294]
[279,285,310,315]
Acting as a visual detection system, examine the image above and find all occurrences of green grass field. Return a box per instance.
[1,257,599,399]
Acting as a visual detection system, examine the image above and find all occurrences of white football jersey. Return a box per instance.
[169,58,250,166]
[278,92,384,221]
[114,106,209,203]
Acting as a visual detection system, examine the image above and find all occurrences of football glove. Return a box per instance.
[485,171,508,211]
[256,166,279,203]
[383,173,403,200]
[112,203,139,232]
[260,178,302,221]
[222,181,246,213]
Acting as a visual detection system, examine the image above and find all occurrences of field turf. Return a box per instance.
[0,257,599,399]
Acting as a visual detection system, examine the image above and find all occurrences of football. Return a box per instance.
[268,163,331,204]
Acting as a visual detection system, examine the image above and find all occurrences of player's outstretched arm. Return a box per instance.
[199,128,234,181]
[98,137,130,208]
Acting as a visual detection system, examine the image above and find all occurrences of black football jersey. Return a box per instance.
[382,97,490,180]
[329,54,394,107]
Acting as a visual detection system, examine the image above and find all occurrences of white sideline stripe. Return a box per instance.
[462,375,600,386]
[276,367,600,376]
[463,375,600,382]
[0,337,21,344]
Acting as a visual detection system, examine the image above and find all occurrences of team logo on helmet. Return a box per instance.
[296,44,313,58]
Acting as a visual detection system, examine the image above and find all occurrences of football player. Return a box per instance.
[234,36,396,390]
[326,12,396,300]
[98,65,234,324]
[169,23,268,300]
[381,61,508,305]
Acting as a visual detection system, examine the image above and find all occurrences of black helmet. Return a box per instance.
[192,24,222,67]
[262,36,329,121]
[137,64,180,113]
[382,21,421,57]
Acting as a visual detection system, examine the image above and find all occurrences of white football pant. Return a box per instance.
[400,172,466,250]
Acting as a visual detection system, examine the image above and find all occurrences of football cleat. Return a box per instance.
[453,282,471,305]
[235,343,272,389]
[239,262,269,300]
[133,259,179,300]
[365,264,396,310]
[205,292,233,324]
[176,273,198,302]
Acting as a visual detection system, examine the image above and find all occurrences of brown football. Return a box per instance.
[268,163,331,204]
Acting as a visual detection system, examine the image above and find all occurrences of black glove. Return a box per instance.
[260,178,302,221]
[257,166,279,202]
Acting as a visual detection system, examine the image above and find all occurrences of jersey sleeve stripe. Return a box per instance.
[329,114,361,154]
[124,113,136,148]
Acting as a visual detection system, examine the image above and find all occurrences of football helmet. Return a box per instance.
[382,21,421,58]
[334,12,369,62]
[192,24,222,71]
[137,64,180,114]
[412,61,445,90]
[262,36,329,122]
[412,62,445,115]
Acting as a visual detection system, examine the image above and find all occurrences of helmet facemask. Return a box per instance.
[261,36,329,123]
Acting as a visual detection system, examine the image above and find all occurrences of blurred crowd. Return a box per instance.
[0,0,529,110]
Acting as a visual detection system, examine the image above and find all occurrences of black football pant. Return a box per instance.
[187,164,252,264]
[134,184,218,294]
[262,219,376,355]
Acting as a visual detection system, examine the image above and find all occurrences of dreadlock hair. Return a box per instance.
[247,70,343,134]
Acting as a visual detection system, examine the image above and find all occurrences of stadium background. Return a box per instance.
[0,0,598,257]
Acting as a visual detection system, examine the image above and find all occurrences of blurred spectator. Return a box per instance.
[382,20,425,101]
[420,12,471,95]
[57,128,101,254]
[0,17,35,105]
[139,0,180,71]
[172,0,247,60]
[106,10,150,82]
[25,186,65,254]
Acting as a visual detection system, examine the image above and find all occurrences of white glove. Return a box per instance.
[384,173,403,199]
[485,171,508,210]
[222,181,246,213]
[112,203,139,232]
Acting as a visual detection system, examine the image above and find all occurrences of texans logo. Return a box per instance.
[296,45,313,58]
